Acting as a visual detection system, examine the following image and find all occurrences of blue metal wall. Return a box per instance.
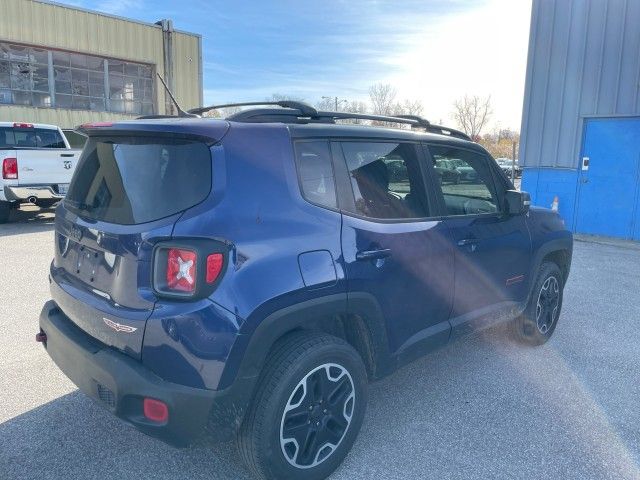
[520,0,640,169]
[520,0,640,240]
[523,117,640,240]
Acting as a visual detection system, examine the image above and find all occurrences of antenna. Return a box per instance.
[156,73,199,118]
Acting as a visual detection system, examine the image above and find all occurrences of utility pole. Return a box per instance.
[322,96,346,112]
[511,141,517,184]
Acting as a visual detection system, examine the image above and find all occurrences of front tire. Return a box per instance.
[237,332,367,480]
[512,261,564,345]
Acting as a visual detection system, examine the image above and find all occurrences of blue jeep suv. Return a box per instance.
[38,102,572,480]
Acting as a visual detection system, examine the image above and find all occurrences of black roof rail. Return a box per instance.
[226,108,428,128]
[187,100,473,141]
[189,101,317,117]
[395,114,471,141]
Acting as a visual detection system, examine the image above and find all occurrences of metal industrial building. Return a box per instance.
[0,0,202,128]
[520,0,640,240]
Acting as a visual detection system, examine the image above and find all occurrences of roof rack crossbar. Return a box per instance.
[395,114,470,140]
[189,101,317,117]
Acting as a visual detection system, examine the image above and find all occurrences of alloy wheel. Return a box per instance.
[536,275,560,334]
[279,363,355,469]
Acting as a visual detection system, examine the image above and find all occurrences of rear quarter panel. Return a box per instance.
[156,123,346,388]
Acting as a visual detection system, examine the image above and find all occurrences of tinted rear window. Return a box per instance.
[65,136,212,225]
[0,127,66,149]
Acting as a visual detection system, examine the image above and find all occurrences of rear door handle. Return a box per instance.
[61,153,75,157]
[356,248,392,261]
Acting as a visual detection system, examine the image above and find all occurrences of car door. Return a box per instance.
[334,140,455,361]
[424,143,532,338]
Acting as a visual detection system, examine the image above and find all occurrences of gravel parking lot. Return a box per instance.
[1,206,639,480]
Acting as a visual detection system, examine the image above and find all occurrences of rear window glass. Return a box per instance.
[0,127,66,149]
[65,136,211,225]
[294,141,337,209]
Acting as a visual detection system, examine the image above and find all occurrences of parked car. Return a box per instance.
[37,103,572,480]
[434,158,461,184]
[0,122,81,223]
[495,157,522,178]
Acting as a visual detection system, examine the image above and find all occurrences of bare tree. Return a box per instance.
[394,99,424,117]
[202,105,242,118]
[451,95,492,140]
[267,93,305,102]
[315,97,336,111]
[369,83,397,116]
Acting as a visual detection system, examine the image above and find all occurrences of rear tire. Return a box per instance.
[512,261,564,345]
[0,201,11,224]
[237,332,367,480]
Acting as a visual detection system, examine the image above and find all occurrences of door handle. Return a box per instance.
[457,238,479,247]
[60,153,75,157]
[356,248,392,261]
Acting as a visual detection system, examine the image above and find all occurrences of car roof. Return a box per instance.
[0,122,60,130]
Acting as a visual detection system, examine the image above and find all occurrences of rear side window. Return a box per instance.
[65,136,212,225]
[294,141,337,209]
[340,142,428,220]
[0,127,66,148]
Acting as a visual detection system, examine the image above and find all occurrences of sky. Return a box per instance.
[64,0,532,130]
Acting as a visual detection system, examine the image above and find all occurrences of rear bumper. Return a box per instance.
[4,184,66,201]
[39,300,254,446]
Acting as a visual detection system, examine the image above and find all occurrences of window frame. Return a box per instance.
[0,41,155,114]
[331,138,436,224]
[292,139,341,213]
[422,143,507,219]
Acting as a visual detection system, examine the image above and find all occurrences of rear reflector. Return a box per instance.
[166,248,197,292]
[13,122,33,128]
[206,253,224,283]
[143,398,169,423]
[2,158,18,179]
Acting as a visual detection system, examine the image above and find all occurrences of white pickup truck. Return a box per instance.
[1,122,82,223]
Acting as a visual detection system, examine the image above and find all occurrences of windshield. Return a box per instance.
[65,136,212,225]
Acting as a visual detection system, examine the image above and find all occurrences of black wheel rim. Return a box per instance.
[536,275,560,334]
[280,363,355,469]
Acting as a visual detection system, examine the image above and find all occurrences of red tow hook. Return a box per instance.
[35,332,47,343]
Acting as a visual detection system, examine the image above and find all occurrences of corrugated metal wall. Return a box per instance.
[0,0,202,127]
[519,0,640,168]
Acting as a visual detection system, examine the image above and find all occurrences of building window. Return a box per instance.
[0,41,154,115]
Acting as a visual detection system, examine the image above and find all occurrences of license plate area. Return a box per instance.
[74,245,101,283]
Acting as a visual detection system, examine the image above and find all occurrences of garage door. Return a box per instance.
[575,117,640,240]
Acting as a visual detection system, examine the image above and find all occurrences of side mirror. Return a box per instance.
[505,190,530,215]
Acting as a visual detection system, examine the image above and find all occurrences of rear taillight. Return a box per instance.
[206,253,224,283]
[166,248,197,292]
[2,158,17,179]
[153,241,228,299]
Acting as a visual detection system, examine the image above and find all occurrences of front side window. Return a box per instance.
[340,142,428,220]
[294,141,337,209]
[427,145,500,216]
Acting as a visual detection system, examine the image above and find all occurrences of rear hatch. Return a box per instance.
[0,125,78,188]
[51,121,226,359]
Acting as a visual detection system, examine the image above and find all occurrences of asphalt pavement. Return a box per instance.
[1,205,639,479]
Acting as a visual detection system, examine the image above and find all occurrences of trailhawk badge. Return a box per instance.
[103,318,137,333]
